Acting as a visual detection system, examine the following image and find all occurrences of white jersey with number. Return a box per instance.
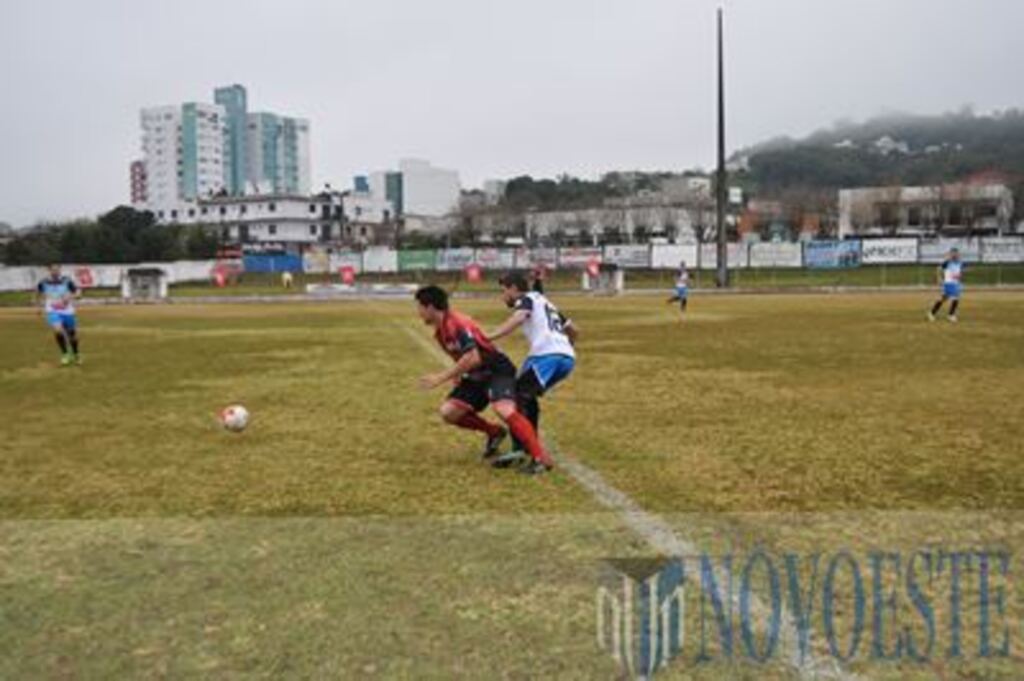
[512,292,575,359]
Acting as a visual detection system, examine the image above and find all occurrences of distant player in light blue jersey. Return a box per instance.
[928,248,964,323]
[666,260,689,317]
[36,264,82,365]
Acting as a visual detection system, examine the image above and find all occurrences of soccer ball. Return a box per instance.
[220,405,250,432]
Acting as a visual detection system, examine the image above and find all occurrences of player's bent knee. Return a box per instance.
[439,401,467,423]
[491,400,517,420]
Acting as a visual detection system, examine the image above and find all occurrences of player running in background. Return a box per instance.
[36,264,82,366]
[487,272,577,470]
[530,263,549,294]
[666,260,689,317]
[928,248,964,323]
[414,285,555,475]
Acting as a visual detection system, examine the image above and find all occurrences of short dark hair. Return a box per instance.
[498,271,530,292]
[415,285,449,311]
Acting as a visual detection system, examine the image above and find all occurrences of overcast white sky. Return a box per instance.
[1,0,1021,227]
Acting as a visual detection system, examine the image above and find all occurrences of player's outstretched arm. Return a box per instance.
[419,348,484,390]
[563,319,579,345]
[488,310,530,342]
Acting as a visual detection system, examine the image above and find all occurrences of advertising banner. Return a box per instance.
[398,250,436,272]
[602,244,651,269]
[302,246,330,274]
[748,242,803,268]
[473,248,516,270]
[435,248,475,271]
[514,248,558,269]
[363,248,399,273]
[650,244,699,269]
[919,238,981,264]
[980,237,1024,263]
[698,243,748,269]
[860,239,918,264]
[558,247,603,268]
[804,240,861,269]
[329,251,363,274]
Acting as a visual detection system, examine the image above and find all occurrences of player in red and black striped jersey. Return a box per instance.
[415,285,554,474]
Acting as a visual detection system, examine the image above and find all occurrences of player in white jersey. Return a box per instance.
[488,272,578,471]
[35,263,82,365]
[928,248,964,323]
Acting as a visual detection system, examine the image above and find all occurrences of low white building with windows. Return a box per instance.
[153,194,342,244]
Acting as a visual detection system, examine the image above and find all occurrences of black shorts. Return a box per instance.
[447,369,517,412]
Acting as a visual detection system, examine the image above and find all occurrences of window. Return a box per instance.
[309,204,316,213]
[158,210,165,219]
[268,224,277,235]
[188,208,195,218]
[355,206,363,217]
[360,226,367,237]
[201,207,208,215]
[309,224,317,236]
[268,202,276,212]
[239,205,247,215]
[171,209,178,219]
[220,206,227,216]
[908,207,922,227]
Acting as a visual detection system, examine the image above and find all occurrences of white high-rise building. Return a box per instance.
[140,102,227,217]
[138,85,312,220]
[246,112,311,195]
[398,159,460,216]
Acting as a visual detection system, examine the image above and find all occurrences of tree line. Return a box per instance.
[2,206,220,266]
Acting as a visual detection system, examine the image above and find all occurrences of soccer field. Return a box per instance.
[2,292,1022,679]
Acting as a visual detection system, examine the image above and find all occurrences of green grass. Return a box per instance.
[1,293,1022,678]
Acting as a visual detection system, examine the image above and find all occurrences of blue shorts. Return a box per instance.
[942,283,962,299]
[521,354,575,392]
[46,311,77,331]
[675,286,689,299]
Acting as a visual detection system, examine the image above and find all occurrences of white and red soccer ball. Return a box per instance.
[219,404,250,432]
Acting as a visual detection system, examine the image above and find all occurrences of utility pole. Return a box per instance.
[715,6,729,288]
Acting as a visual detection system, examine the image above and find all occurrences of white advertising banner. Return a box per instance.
[362,248,399,273]
[748,242,803,268]
[435,248,475,271]
[557,246,602,268]
[514,248,558,269]
[699,242,748,269]
[919,238,981,263]
[860,239,919,264]
[473,248,516,270]
[329,251,364,273]
[650,244,699,269]
[602,244,651,269]
[0,260,219,292]
[981,237,1024,263]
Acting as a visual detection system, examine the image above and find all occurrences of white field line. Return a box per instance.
[379,304,857,680]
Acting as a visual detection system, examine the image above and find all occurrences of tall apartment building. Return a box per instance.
[246,112,311,195]
[214,84,248,196]
[140,102,226,214]
[137,85,311,216]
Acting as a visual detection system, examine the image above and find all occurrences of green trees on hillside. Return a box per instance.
[2,206,220,265]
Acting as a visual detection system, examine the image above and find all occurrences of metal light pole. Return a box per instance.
[715,7,729,288]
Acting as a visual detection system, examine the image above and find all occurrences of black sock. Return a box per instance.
[930,299,944,315]
[949,300,959,316]
[54,332,68,354]
[67,330,79,355]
